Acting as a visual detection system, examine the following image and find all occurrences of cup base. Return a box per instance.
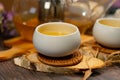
[38,50,83,67]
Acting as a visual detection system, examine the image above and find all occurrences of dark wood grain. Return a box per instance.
[0,37,120,80]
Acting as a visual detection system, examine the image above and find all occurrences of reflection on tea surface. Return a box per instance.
[38,24,76,36]
[99,20,120,27]
[39,31,70,36]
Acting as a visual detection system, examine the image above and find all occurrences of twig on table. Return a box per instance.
[82,57,93,80]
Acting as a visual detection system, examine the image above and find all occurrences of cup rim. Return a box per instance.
[96,18,120,29]
[35,22,80,37]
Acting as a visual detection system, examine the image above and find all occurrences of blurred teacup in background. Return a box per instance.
[2,0,115,41]
[12,0,65,41]
[93,18,120,48]
[12,0,40,41]
[33,22,81,57]
[64,0,116,34]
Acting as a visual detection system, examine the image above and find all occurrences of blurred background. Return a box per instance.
[0,0,14,11]
[0,0,120,12]
[0,0,120,39]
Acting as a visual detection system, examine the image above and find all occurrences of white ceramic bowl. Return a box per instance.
[93,18,120,48]
[33,22,81,57]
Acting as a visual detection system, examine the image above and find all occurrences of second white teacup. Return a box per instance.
[33,22,81,57]
[93,18,120,48]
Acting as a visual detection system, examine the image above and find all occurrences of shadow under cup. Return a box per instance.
[33,22,81,57]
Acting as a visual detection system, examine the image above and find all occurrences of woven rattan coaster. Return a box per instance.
[38,50,83,67]
[81,39,120,54]
[92,43,119,54]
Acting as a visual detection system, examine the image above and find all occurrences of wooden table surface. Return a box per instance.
[0,37,120,80]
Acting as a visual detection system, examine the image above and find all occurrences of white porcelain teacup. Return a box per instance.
[93,18,120,48]
[33,22,81,57]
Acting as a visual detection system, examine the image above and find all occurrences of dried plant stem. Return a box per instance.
[82,57,92,80]
[108,51,120,59]
[95,48,99,58]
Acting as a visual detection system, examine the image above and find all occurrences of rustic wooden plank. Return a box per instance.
[0,60,82,80]
[0,37,120,80]
[0,59,120,80]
